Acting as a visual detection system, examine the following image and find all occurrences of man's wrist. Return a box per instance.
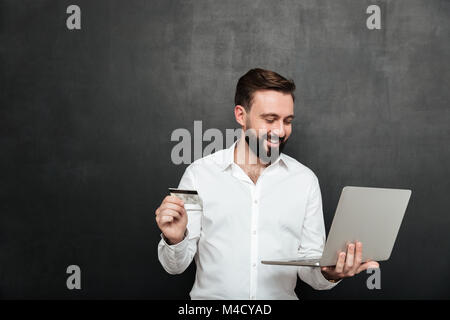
[164,229,187,245]
[321,270,341,283]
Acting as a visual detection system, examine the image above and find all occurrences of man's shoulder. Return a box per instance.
[185,148,229,171]
[281,153,319,180]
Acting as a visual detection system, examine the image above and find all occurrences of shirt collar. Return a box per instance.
[217,139,290,171]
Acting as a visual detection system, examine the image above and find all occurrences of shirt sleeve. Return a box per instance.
[157,164,202,275]
[297,174,341,289]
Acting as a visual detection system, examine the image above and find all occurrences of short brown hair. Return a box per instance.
[234,68,296,112]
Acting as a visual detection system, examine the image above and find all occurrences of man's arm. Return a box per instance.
[297,175,341,290]
[157,165,202,274]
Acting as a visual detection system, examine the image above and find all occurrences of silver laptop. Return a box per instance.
[261,186,412,267]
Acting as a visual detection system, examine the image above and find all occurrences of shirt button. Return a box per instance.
[253,263,256,268]
[252,230,256,235]
[254,199,258,204]
[251,295,255,300]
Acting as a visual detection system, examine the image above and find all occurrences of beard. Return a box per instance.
[244,127,288,165]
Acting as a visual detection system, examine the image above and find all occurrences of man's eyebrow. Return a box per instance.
[260,113,295,119]
[260,113,279,118]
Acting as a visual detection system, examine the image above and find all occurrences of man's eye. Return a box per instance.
[284,120,292,125]
[266,119,275,123]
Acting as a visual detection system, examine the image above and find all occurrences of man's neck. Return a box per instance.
[233,137,269,184]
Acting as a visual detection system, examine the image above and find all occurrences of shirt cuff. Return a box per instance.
[317,267,342,288]
[160,229,189,251]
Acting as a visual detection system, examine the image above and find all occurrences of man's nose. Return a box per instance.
[272,122,286,140]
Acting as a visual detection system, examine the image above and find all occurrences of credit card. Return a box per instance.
[168,188,202,206]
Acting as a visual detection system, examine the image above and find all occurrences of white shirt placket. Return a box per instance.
[249,174,264,300]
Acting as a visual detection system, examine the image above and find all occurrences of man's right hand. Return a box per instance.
[155,195,188,245]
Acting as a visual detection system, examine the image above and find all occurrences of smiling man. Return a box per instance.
[155,68,379,299]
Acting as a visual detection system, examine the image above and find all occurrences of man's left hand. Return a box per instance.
[320,242,380,281]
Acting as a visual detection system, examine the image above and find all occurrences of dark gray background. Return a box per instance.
[1,0,449,299]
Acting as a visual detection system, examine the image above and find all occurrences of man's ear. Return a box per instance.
[234,105,247,127]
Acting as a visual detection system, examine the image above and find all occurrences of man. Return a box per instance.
[155,68,379,299]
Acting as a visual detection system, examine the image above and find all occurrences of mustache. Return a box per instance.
[264,134,286,144]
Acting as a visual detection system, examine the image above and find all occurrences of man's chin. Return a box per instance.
[266,142,286,156]
[244,135,285,162]
[264,145,282,160]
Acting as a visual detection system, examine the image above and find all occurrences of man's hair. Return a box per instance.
[234,68,296,112]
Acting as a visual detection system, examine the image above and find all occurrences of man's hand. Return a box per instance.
[320,242,380,281]
[155,195,188,245]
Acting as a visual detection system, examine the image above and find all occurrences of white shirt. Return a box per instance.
[158,140,339,299]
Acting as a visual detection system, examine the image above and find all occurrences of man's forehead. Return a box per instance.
[251,90,294,115]
[253,90,293,103]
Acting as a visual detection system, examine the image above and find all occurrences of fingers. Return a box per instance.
[160,208,182,219]
[344,243,355,274]
[163,195,185,207]
[331,242,380,278]
[155,195,186,227]
[356,262,370,274]
[335,251,346,273]
[156,208,182,226]
[335,242,364,275]
[349,242,365,274]
[156,212,177,225]
[354,242,363,269]
[356,260,380,274]
[159,215,173,224]
[159,202,185,214]
[155,197,186,219]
